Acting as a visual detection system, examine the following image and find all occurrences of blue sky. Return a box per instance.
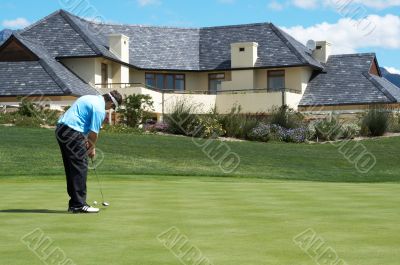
[1,0,399,73]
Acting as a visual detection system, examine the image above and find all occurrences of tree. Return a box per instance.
[118,94,154,127]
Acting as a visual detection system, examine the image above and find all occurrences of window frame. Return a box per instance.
[145,72,186,91]
[267,70,285,90]
[208,73,225,93]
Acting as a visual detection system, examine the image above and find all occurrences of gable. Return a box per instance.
[369,58,381,76]
[0,37,38,62]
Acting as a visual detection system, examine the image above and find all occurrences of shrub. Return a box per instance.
[277,126,311,143]
[164,99,200,135]
[388,113,400,133]
[17,98,40,117]
[144,122,169,133]
[269,105,304,129]
[248,123,275,142]
[118,94,153,128]
[0,101,62,127]
[102,124,143,134]
[340,123,360,139]
[313,116,343,141]
[249,123,311,143]
[218,105,259,139]
[361,108,389,136]
[188,115,225,138]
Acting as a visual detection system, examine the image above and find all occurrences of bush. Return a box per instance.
[249,123,311,143]
[118,94,153,128]
[361,108,389,136]
[388,113,400,133]
[164,99,199,135]
[144,122,169,133]
[269,105,304,129]
[0,100,62,127]
[248,123,275,142]
[13,115,43,128]
[277,126,311,143]
[102,124,143,134]
[188,115,225,138]
[218,105,259,139]
[17,98,40,117]
[340,123,360,139]
[313,116,343,141]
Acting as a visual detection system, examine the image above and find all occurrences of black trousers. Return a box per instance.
[55,124,88,208]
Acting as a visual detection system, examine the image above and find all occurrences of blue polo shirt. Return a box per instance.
[58,95,106,135]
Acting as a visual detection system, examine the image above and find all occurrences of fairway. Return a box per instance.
[1,177,399,265]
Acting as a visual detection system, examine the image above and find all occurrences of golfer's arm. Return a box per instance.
[87,131,98,150]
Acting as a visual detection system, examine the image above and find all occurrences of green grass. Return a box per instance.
[1,178,399,265]
[1,126,400,264]
[0,126,400,182]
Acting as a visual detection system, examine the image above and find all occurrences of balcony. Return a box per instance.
[95,83,303,117]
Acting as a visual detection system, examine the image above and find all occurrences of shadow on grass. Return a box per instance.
[0,209,67,214]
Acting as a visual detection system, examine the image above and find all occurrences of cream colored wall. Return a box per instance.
[254,66,313,92]
[231,42,258,68]
[94,58,103,85]
[61,58,96,85]
[108,34,129,63]
[221,70,255,90]
[216,92,283,114]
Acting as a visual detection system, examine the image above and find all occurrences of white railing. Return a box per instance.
[95,83,302,114]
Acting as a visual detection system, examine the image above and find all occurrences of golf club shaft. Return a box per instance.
[91,158,105,203]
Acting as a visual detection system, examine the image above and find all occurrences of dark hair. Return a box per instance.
[103,90,123,106]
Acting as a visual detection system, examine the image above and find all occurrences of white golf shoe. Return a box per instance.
[68,205,100,214]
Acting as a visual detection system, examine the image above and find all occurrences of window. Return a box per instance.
[239,47,245,52]
[145,73,185,91]
[101,63,108,87]
[209,73,225,94]
[267,70,285,90]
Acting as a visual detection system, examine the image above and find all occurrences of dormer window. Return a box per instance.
[239,47,245,52]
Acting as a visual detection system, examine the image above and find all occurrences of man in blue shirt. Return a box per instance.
[56,90,122,213]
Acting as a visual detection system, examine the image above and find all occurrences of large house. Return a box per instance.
[1,9,399,121]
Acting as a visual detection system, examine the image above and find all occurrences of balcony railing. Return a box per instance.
[94,83,302,95]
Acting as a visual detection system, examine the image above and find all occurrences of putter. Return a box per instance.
[91,158,109,207]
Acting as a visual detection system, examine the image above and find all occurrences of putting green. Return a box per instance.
[0,177,399,265]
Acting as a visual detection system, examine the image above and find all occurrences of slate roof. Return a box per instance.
[299,53,400,106]
[0,34,98,97]
[19,10,323,71]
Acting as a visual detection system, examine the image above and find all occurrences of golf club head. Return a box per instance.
[102,202,110,207]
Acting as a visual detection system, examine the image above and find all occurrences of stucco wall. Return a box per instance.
[221,70,255,90]
[62,58,96,85]
[216,92,283,113]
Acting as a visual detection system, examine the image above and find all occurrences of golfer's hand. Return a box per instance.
[88,148,96,158]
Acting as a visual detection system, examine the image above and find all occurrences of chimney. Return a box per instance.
[230,42,258,68]
[108,34,130,63]
[312,41,331,64]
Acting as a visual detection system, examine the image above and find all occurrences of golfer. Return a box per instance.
[55,90,122,213]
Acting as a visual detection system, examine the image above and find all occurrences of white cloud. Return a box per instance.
[137,0,161,7]
[346,0,400,9]
[1,17,30,29]
[268,0,285,10]
[281,14,400,54]
[291,0,400,10]
[385,67,400,75]
[292,0,319,9]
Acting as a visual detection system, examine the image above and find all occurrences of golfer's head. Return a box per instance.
[103,90,123,110]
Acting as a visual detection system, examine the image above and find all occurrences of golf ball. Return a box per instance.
[93,201,98,205]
